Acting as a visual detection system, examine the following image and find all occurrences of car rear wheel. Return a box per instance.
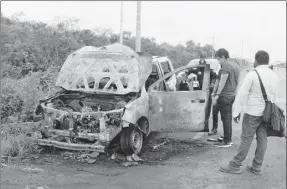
[120,125,143,155]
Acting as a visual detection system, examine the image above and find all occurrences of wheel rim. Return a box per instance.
[131,130,142,152]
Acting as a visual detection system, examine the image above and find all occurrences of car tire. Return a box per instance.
[120,125,143,155]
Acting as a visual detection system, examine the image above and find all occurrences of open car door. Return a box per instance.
[148,64,211,132]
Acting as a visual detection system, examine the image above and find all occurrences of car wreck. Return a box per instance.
[35,43,214,155]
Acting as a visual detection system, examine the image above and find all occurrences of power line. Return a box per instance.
[241,39,244,63]
[135,1,141,52]
[212,32,215,58]
[119,1,123,44]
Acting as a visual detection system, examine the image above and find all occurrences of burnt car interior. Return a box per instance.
[175,65,205,91]
[186,66,205,90]
[160,61,173,79]
[145,64,160,91]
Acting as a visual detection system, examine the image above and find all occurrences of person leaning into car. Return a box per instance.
[212,48,241,148]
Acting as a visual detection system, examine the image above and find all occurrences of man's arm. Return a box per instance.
[215,70,229,95]
[232,72,254,117]
[212,78,219,96]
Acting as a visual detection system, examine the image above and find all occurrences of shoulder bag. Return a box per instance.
[254,70,285,137]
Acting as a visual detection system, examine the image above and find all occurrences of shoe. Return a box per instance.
[208,129,217,136]
[219,165,243,174]
[207,138,219,142]
[217,136,224,141]
[214,141,233,148]
[246,165,262,175]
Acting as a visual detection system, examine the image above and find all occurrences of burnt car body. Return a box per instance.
[35,43,214,155]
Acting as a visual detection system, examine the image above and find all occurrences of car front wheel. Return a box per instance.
[120,125,143,155]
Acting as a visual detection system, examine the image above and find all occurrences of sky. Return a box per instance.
[1,1,286,62]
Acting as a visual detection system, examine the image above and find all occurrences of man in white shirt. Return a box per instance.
[219,50,279,175]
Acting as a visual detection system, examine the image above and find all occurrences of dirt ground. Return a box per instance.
[1,68,286,189]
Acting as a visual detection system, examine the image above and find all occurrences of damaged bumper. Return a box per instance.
[37,139,105,152]
[37,103,124,152]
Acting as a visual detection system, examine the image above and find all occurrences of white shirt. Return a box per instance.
[232,65,279,117]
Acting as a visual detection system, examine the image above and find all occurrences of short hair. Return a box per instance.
[255,50,269,65]
[215,48,229,59]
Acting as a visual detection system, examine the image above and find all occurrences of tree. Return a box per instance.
[186,40,195,52]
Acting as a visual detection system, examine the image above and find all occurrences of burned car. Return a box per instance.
[35,43,213,155]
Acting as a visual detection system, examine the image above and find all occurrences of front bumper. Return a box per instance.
[37,103,124,152]
[37,139,105,152]
[38,127,122,152]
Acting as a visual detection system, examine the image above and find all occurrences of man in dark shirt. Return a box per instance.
[212,48,241,148]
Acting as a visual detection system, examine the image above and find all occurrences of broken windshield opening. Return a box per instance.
[55,44,152,95]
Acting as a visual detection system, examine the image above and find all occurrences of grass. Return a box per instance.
[1,122,41,157]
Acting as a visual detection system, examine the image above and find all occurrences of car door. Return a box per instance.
[148,64,211,132]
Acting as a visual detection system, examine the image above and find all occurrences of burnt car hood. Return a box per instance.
[56,43,152,95]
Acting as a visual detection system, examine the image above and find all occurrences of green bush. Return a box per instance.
[0,67,59,122]
[1,122,40,157]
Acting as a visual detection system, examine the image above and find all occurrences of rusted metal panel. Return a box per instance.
[122,86,149,125]
[149,91,208,132]
[148,64,211,132]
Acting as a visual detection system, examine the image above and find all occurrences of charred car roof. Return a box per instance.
[56,43,153,95]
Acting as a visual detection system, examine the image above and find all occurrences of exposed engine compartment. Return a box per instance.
[38,90,139,135]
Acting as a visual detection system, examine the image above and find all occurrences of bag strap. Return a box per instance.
[254,70,269,102]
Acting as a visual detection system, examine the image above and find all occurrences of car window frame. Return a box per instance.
[148,64,209,93]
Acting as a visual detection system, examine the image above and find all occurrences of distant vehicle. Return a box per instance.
[187,58,220,74]
[186,58,220,88]
[35,44,212,155]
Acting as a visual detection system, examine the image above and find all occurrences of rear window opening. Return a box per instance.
[108,83,118,90]
[87,76,95,89]
[76,78,86,89]
[99,77,110,89]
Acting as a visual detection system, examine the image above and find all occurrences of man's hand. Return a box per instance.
[233,114,241,123]
[212,95,219,106]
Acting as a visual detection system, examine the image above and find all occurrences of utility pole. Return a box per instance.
[212,32,215,58]
[241,39,244,65]
[135,1,141,52]
[119,1,123,44]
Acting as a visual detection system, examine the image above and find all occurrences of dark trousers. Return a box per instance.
[229,114,267,169]
[206,92,220,131]
[218,96,235,143]
[212,104,220,130]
